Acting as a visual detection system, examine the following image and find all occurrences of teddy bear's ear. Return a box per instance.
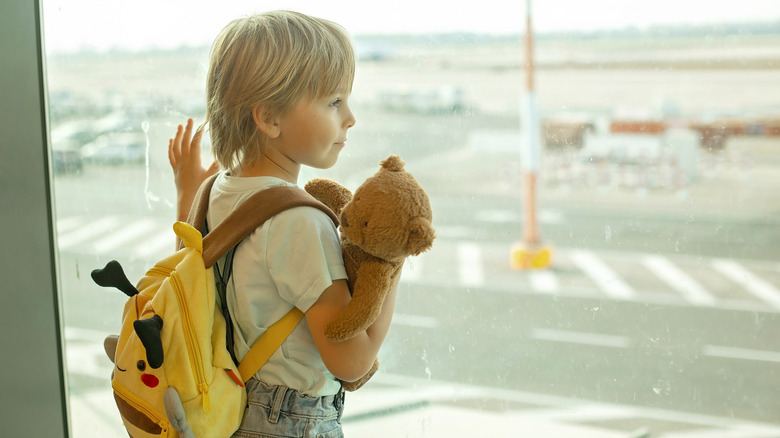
[380,155,405,172]
[406,217,436,256]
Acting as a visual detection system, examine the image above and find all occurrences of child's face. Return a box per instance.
[275,92,356,170]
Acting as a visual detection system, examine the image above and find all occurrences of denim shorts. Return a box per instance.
[231,379,345,438]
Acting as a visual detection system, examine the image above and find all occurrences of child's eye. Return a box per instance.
[329,98,342,108]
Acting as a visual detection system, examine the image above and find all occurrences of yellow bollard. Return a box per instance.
[510,242,553,270]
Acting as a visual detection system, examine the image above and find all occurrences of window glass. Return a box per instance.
[43,1,780,436]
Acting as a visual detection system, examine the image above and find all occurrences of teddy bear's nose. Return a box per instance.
[341,212,349,228]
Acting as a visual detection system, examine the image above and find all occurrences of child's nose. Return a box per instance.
[344,107,356,129]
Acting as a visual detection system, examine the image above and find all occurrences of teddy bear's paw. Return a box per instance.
[342,359,379,392]
[304,178,353,215]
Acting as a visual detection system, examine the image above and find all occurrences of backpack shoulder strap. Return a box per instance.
[183,173,339,268]
[202,185,339,268]
[237,307,304,382]
[183,173,339,380]
[179,173,219,250]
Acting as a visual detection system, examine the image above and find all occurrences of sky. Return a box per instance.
[42,0,780,52]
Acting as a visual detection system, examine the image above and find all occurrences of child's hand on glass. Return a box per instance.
[168,118,219,221]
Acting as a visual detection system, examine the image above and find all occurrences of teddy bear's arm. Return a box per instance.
[325,260,399,342]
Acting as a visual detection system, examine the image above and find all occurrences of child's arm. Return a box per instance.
[306,279,398,383]
[168,118,219,222]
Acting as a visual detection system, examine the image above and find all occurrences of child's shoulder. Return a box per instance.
[273,202,338,230]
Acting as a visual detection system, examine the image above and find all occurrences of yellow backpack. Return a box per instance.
[92,175,338,438]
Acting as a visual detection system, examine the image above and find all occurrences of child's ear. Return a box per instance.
[252,105,281,139]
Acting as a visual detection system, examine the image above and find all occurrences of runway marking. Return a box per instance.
[392,313,439,329]
[92,218,158,254]
[568,249,636,299]
[530,328,630,348]
[529,270,560,293]
[475,209,564,225]
[56,216,83,234]
[475,209,518,223]
[430,225,471,239]
[661,426,780,437]
[132,228,175,259]
[515,404,637,422]
[711,259,780,310]
[57,216,119,249]
[642,255,717,306]
[458,242,484,287]
[703,345,780,364]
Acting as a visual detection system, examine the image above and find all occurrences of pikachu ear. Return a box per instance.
[91,260,139,297]
[134,315,164,369]
[406,217,436,256]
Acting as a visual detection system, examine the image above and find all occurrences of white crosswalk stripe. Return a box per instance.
[568,249,636,299]
[57,216,120,249]
[711,259,780,310]
[528,270,560,293]
[643,255,717,306]
[457,242,484,287]
[54,215,780,311]
[92,218,158,254]
[133,227,175,259]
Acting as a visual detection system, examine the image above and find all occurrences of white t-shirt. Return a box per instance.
[207,172,347,396]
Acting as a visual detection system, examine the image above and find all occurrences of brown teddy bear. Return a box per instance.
[305,154,435,391]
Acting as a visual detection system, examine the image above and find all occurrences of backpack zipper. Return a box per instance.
[170,270,211,415]
[112,379,169,435]
[146,266,172,278]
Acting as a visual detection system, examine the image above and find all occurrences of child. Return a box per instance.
[168,11,396,437]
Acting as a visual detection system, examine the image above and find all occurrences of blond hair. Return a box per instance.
[204,10,355,172]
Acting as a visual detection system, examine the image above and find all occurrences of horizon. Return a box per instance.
[42,0,780,53]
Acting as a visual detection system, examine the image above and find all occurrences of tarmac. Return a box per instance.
[66,136,780,438]
[70,370,780,437]
[67,374,637,438]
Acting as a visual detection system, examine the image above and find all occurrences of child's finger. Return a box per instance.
[182,118,194,148]
[168,138,176,167]
[191,127,203,155]
[168,138,179,169]
[172,124,184,157]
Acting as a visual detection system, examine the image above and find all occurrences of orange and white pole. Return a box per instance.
[511,0,553,270]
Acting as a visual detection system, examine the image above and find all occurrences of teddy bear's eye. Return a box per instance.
[137,360,146,372]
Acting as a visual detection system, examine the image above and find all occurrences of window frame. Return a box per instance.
[0,0,69,436]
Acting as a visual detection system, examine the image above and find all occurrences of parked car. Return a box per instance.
[51,139,83,174]
[81,132,146,165]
